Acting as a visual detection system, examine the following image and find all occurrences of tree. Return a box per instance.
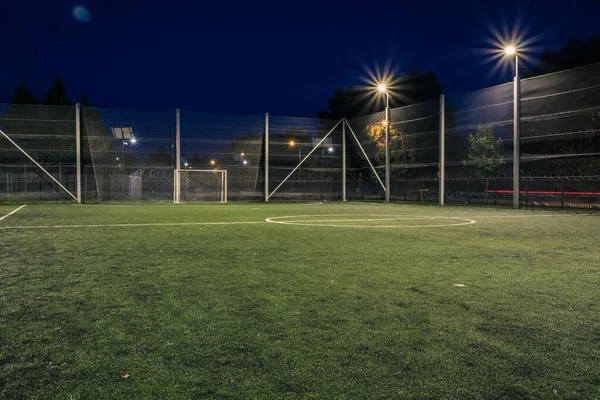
[10,82,39,105]
[525,36,600,77]
[43,76,72,106]
[82,92,91,107]
[463,124,504,176]
[316,70,443,119]
[365,120,414,176]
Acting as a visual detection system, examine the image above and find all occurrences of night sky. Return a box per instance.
[1,0,598,117]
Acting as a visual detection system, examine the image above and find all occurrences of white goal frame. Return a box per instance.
[174,169,228,204]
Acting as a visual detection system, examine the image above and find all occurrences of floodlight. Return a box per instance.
[240,152,245,157]
[288,140,296,148]
[111,127,133,140]
[243,160,248,165]
[328,147,334,153]
[184,162,188,167]
[130,137,137,144]
[504,46,516,56]
[210,160,216,166]
[377,83,387,93]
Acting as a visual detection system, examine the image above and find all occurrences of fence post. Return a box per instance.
[76,103,82,203]
[342,119,346,201]
[439,94,445,206]
[264,113,269,202]
[485,178,488,205]
[494,179,498,205]
[467,177,471,204]
[525,177,529,207]
[175,108,181,203]
[561,178,565,208]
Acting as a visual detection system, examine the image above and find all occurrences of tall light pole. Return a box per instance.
[378,84,390,203]
[505,45,520,209]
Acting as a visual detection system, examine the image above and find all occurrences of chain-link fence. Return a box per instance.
[1,63,599,207]
[82,107,175,202]
[0,104,76,201]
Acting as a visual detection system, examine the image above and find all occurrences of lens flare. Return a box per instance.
[73,5,91,23]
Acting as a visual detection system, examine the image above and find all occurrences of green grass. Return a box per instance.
[1,202,599,399]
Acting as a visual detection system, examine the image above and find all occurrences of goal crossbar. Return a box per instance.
[174,169,227,203]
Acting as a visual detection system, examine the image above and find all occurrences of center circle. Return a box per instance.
[265,214,476,228]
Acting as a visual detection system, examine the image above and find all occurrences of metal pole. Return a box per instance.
[76,103,82,203]
[264,113,269,202]
[342,118,347,201]
[513,55,521,209]
[385,92,390,203]
[439,94,445,206]
[175,108,181,203]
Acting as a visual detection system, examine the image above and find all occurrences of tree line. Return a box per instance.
[8,76,90,107]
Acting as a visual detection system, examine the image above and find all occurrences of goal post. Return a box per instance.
[174,169,227,203]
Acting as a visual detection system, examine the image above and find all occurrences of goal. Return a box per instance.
[174,169,227,203]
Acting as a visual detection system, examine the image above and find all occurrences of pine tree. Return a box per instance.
[43,76,72,106]
[10,82,39,105]
[82,92,91,106]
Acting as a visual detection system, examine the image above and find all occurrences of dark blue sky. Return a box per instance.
[1,0,598,117]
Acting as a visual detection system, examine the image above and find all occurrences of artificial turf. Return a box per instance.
[0,202,598,399]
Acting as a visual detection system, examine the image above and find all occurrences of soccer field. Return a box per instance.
[1,202,599,399]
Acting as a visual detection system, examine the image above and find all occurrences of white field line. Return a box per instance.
[0,205,26,222]
[251,202,323,209]
[0,221,264,230]
[71,202,323,208]
[276,217,472,223]
[265,215,476,228]
[0,211,587,230]
[264,220,476,228]
[468,214,589,218]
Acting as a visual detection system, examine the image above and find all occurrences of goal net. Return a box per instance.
[175,169,227,203]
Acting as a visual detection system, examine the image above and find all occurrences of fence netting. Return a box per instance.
[180,111,264,201]
[0,63,599,208]
[268,116,343,200]
[0,104,76,201]
[390,100,440,201]
[519,62,600,207]
[82,107,175,202]
[346,111,387,200]
[444,83,514,205]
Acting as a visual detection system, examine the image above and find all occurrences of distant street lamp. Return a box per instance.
[288,139,302,182]
[377,83,391,203]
